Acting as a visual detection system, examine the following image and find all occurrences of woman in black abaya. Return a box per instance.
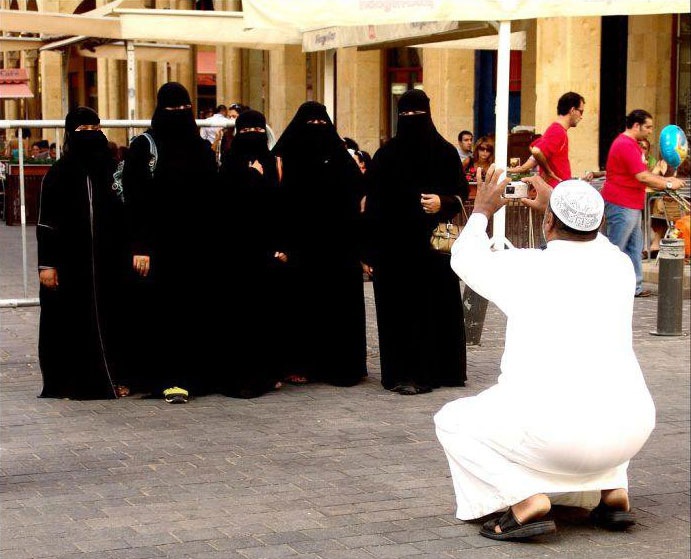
[37,107,127,399]
[272,102,367,387]
[122,82,218,402]
[363,89,468,395]
[218,110,287,397]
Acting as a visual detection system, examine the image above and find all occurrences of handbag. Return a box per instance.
[430,196,468,254]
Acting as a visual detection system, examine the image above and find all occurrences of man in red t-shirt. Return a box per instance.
[601,109,684,297]
[508,92,585,187]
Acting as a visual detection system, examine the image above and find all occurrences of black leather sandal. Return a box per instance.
[590,502,635,530]
[480,508,557,541]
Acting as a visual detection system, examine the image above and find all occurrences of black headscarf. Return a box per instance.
[230,110,270,161]
[272,101,343,161]
[394,89,438,152]
[221,109,278,185]
[150,82,198,143]
[63,107,110,165]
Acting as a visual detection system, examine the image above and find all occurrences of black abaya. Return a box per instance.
[37,108,127,399]
[217,110,286,397]
[363,90,468,391]
[273,102,367,386]
[121,82,218,395]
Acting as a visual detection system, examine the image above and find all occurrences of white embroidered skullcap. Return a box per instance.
[550,180,604,232]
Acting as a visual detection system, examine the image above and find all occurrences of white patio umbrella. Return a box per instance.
[243,0,689,248]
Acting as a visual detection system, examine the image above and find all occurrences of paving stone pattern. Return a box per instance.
[1,225,689,558]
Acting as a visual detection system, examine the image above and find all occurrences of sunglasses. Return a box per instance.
[478,146,493,152]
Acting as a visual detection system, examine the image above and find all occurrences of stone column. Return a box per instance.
[2,52,20,120]
[217,47,243,106]
[215,0,242,106]
[137,61,157,124]
[97,58,128,146]
[534,17,601,177]
[626,15,673,133]
[39,50,65,150]
[421,49,475,147]
[268,45,306,137]
[520,20,537,127]
[335,48,382,155]
[168,49,196,106]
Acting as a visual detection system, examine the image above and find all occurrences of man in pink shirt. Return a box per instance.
[508,92,585,187]
[601,109,684,297]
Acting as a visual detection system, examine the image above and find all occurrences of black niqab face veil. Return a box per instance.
[272,101,343,159]
[230,110,270,162]
[151,82,198,141]
[63,106,109,162]
[395,89,436,146]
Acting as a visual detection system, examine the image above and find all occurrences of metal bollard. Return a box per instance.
[651,238,685,336]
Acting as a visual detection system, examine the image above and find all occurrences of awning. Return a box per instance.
[0,7,302,49]
[303,21,527,52]
[114,8,302,48]
[0,68,34,99]
[0,9,122,39]
[0,82,34,99]
[413,31,526,51]
[77,42,191,63]
[243,0,690,30]
[0,37,44,52]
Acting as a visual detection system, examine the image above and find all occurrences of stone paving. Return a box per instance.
[1,224,689,559]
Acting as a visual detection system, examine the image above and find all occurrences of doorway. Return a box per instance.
[598,16,629,168]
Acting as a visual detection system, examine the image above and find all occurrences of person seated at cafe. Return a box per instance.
[465,136,495,197]
[49,143,58,160]
[30,140,51,161]
[5,128,31,160]
[457,130,474,171]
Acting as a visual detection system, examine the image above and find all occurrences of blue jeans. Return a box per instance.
[604,202,643,294]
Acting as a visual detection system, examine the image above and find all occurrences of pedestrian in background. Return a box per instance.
[362,89,468,395]
[121,82,218,403]
[37,107,128,400]
[601,109,684,297]
[508,91,585,187]
[272,101,367,387]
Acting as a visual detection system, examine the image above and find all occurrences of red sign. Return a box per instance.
[0,68,30,84]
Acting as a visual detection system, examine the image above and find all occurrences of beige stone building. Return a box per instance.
[2,0,688,176]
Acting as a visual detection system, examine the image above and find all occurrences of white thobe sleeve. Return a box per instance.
[450,213,530,315]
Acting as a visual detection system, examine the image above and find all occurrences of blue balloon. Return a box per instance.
[659,124,688,169]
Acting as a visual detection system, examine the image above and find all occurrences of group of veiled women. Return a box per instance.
[37,83,468,402]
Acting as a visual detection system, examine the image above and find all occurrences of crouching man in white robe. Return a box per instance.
[435,166,655,541]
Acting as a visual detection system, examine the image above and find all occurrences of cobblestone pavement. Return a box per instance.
[1,225,689,559]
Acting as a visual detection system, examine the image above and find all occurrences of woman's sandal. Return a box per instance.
[480,508,557,541]
[392,383,432,395]
[590,502,635,530]
[115,385,130,398]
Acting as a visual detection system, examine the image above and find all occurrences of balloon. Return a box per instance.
[659,124,688,169]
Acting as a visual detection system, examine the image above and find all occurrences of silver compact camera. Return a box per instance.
[503,180,529,199]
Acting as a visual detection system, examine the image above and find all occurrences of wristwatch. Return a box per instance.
[665,181,672,190]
